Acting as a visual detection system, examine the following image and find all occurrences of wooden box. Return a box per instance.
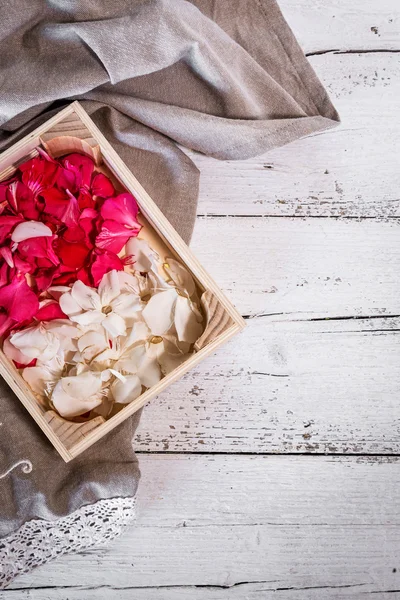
[0,101,245,461]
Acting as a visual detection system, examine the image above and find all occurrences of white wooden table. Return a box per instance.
[4,1,400,598]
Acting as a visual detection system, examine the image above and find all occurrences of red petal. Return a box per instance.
[6,182,39,220]
[35,300,66,321]
[20,156,59,197]
[0,277,39,334]
[95,220,139,254]
[100,193,140,229]
[57,238,91,269]
[0,262,11,287]
[62,154,94,189]
[63,225,86,243]
[91,249,123,287]
[77,265,92,286]
[77,188,95,210]
[18,235,59,267]
[0,215,24,244]
[0,246,14,268]
[14,358,37,369]
[35,266,59,292]
[61,191,81,228]
[91,173,114,198]
[41,187,70,220]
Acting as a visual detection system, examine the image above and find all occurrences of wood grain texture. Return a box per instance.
[135,316,400,454]
[195,290,235,350]
[279,0,400,53]
[192,53,400,217]
[7,455,400,596]
[44,411,105,450]
[190,217,400,318]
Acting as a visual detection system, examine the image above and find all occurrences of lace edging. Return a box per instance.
[0,496,136,589]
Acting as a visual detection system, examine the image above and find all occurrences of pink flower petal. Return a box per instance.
[95,219,139,254]
[91,173,114,198]
[100,193,141,229]
[0,277,39,336]
[91,249,123,287]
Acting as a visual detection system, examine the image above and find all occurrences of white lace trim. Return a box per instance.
[0,496,136,589]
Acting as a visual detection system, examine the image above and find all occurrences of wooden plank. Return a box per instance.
[190,216,400,318]
[134,315,400,454]
[279,0,400,53]
[7,455,400,595]
[193,53,400,217]
[3,584,399,600]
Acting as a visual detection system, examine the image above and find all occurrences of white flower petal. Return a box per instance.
[110,293,142,319]
[98,269,121,306]
[10,324,59,361]
[125,237,155,272]
[111,374,142,404]
[71,280,101,311]
[164,258,196,297]
[52,379,103,418]
[22,365,60,396]
[102,312,126,337]
[3,336,33,365]
[78,330,109,362]
[11,221,53,242]
[59,292,82,317]
[118,271,141,294]
[142,289,177,335]
[137,353,162,388]
[174,295,204,343]
[69,310,104,326]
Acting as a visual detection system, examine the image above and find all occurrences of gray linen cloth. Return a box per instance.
[0,0,339,586]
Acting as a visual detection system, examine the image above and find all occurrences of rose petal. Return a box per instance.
[3,335,33,365]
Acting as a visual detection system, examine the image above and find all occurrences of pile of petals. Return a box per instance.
[0,149,204,419]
